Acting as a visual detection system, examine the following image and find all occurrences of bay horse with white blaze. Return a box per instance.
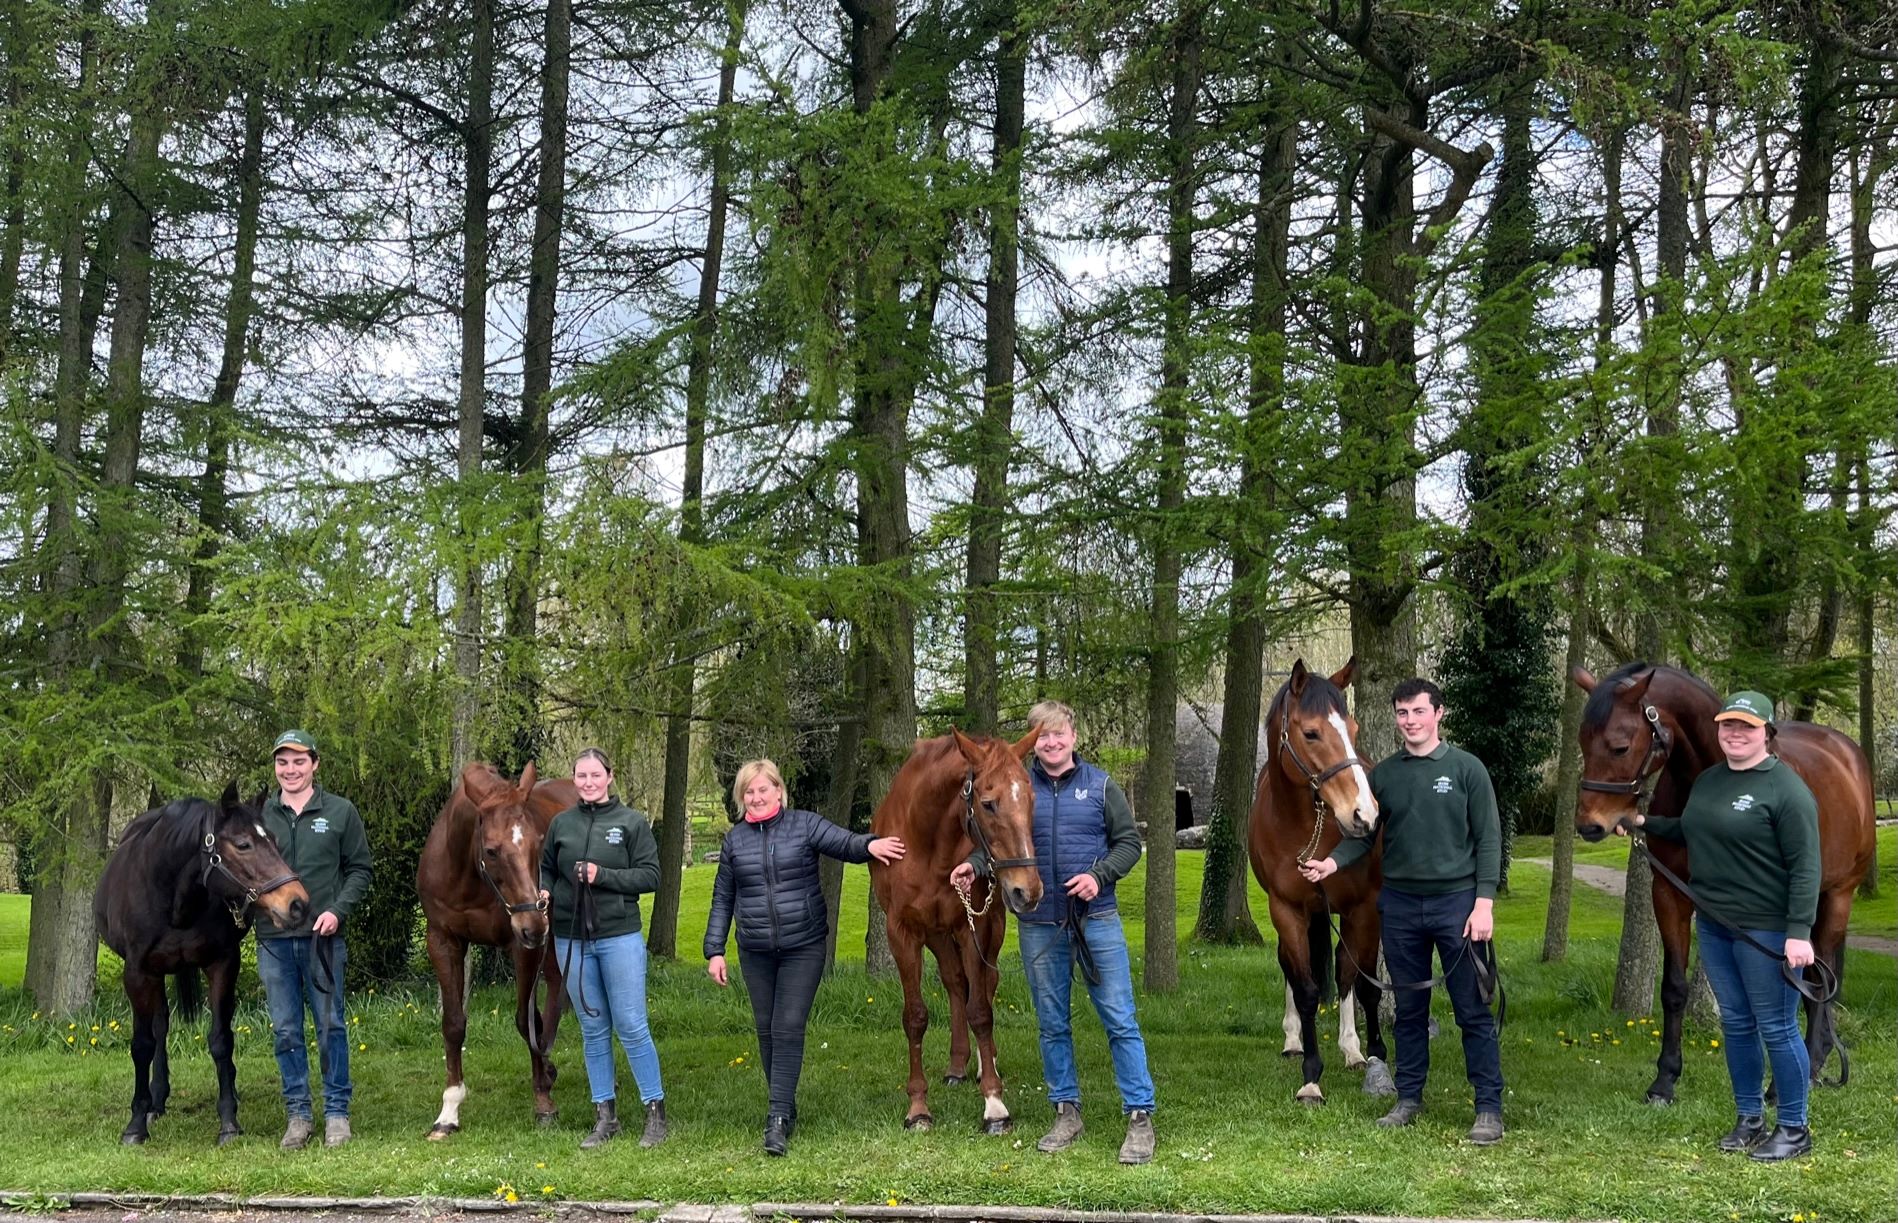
[417,761,576,1137]
[870,728,1042,1133]
[95,784,310,1144]
[1574,662,1876,1104]
[1248,658,1393,1104]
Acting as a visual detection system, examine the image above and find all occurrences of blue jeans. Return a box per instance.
[257,935,351,1120]
[556,931,664,1105]
[1378,886,1504,1113]
[1697,918,1809,1125]
[1018,914,1156,1112]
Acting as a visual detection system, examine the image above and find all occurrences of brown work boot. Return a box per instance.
[279,1116,313,1150]
[639,1099,668,1148]
[1118,1109,1155,1165]
[1037,1102,1083,1153]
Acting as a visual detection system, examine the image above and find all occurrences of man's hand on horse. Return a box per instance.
[1298,856,1338,883]
[1784,938,1815,968]
[869,836,907,864]
[1463,898,1495,942]
[313,911,340,936]
[1065,873,1100,901]
[707,954,729,986]
[949,861,976,891]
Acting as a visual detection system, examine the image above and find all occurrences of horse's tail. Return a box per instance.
[1307,906,1335,1003]
[172,968,204,1024]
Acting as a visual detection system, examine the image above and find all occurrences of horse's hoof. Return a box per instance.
[982,1117,1013,1136]
[1295,1084,1325,1106]
[904,1113,935,1131]
[426,1123,460,1141]
[216,1129,242,1147]
[535,1111,559,1128]
[121,1131,148,1146]
[149,1104,166,1118]
[1279,1048,1302,1059]
[943,1073,966,1086]
[1645,1094,1673,1108]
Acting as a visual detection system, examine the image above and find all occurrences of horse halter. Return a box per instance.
[478,854,550,916]
[1279,715,1359,863]
[200,821,301,929]
[1579,702,1672,820]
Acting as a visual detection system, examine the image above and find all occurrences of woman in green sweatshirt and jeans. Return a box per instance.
[539,747,667,1149]
[1631,691,1820,1163]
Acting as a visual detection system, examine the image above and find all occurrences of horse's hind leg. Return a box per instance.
[427,925,471,1138]
[121,973,163,1145]
[205,953,243,1144]
[149,975,173,1116]
[1270,897,1326,1103]
[891,925,934,1129]
[1648,886,1694,1105]
[928,929,973,1084]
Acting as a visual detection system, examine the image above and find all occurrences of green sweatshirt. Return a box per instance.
[1332,741,1501,899]
[1642,756,1820,940]
[538,798,660,940]
[256,785,374,939]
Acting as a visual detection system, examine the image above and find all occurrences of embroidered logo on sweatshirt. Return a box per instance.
[310,817,330,834]
[1432,776,1454,794]
[1731,794,1756,812]
[605,826,625,846]
[1074,788,1091,799]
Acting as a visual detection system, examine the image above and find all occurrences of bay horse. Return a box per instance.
[416,761,576,1137]
[870,728,1043,1133]
[1574,662,1876,1104]
[1248,658,1392,1104]
[95,783,309,1145]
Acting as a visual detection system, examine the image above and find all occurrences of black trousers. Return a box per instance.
[738,940,826,1116]
[1379,885,1504,1113]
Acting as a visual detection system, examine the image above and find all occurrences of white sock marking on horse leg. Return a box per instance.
[983,1093,1008,1121]
[435,1083,467,1129]
[1282,982,1302,1054]
[1338,985,1364,1068]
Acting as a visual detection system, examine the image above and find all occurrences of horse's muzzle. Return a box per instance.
[1577,823,1608,844]
[259,885,311,930]
[513,913,550,949]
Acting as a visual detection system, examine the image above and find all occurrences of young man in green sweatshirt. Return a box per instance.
[255,729,374,1149]
[1299,678,1504,1145]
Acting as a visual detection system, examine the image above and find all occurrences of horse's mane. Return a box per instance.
[1265,670,1349,728]
[1580,661,1721,733]
[114,797,214,853]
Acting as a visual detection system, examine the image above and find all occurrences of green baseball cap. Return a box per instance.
[1714,692,1773,728]
[270,728,318,756]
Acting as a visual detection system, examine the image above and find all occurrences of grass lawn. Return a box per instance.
[1,854,1892,1222]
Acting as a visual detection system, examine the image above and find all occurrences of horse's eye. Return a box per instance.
[981,799,998,813]
[485,846,499,857]
[1610,744,1630,757]
[234,839,253,851]
[1302,729,1319,741]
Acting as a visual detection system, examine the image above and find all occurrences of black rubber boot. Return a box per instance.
[1749,1124,1812,1163]
[763,1112,792,1157]
[580,1100,619,1150]
[1717,1115,1767,1153]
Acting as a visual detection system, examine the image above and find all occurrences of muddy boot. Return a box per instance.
[1466,1112,1505,1146]
[1376,1098,1423,1128]
[280,1116,313,1150]
[1037,1102,1083,1153]
[1718,1115,1768,1153]
[580,1100,619,1149]
[1118,1110,1155,1165]
[639,1099,668,1148]
[324,1116,352,1148]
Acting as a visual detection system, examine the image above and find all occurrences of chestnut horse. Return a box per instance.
[1248,658,1393,1104]
[1574,662,1876,1104]
[417,761,577,1136]
[95,784,309,1144]
[870,728,1043,1133]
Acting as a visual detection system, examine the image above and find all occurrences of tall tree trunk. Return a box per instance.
[651,0,744,959]
[498,0,570,775]
[1141,3,1201,994]
[1847,109,1888,898]
[963,2,1025,733]
[180,86,265,680]
[821,647,869,973]
[1195,82,1288,947]
[451,0,495,769]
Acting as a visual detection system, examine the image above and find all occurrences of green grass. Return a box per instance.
[1,857,1893,1221]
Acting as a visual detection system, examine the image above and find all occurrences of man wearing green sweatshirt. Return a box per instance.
[255,729,374,1150]
[1300,678,1504,1145]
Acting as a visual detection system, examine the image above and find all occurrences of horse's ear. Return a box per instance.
[461,761,501,805]
[1571,666,1598,693]
[1010,726,1041,759]
[1329,655,1357,691]
[220,780,241,809]
[518,761,538,793]
[951,727,980,765]
[1615,667,1655,700]
[1289,658,1309,693]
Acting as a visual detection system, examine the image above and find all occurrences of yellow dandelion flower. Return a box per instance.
[536,1162,546,1170]
[1710,1039,1720,1048]
[90,1037,99,1046]
[887,1199,899,1208]
[867,996,875,1003]
[66,1035,75,1044]
[541,1186,554,1195]
[358,1043,367,1051]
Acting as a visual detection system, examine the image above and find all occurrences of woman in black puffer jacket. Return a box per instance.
[704,758,905,1155]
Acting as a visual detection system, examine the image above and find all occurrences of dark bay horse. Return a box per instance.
[1248,658,1392,1104]
[1574,662,1876,1104]
[870,728,1042,1133]
[416,761,576,1137]
[95,784,309,1144]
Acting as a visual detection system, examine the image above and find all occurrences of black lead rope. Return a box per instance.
[1317,884,1506,1032]
[1065,894,1102,987]
[478,858,555,1053]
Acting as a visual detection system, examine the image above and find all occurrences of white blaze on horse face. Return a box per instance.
[1011,779,1020,805]
[434,1082,467,1131]
[1337,985,1364,1068]
[255,823,268,840]
[1282,982,1302,1054]
[1327,710,1375,827]
[511,824,524,847]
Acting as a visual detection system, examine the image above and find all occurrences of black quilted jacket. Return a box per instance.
[703,808,872,956]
